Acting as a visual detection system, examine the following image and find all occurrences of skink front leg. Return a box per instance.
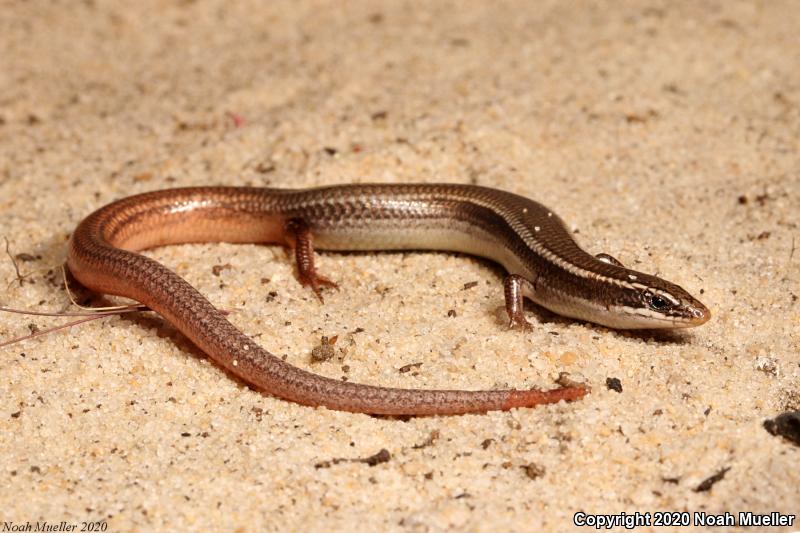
[285,218,339,302]
[503,274,535,331]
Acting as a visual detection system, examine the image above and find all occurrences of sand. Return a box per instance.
[1,1,798,531]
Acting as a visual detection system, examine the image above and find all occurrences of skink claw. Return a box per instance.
[508,316,534,332]
[299,272,339,303]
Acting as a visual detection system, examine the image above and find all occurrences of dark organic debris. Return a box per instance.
[763,410,800,446]
[211,263,232,276]
[15,253,39,262]
[606,377,623,393]
[314,448,391,469]
[556,372,587,391]
[694,467,730,492]
[398,362,423,374]
[412,430,440,450]
[310,335,338,363]
[521,463,545,480]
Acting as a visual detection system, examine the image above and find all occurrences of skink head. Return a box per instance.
[606,273,710,329]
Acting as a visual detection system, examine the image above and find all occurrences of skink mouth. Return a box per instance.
[625,305,711,329]
[648,298,715,328]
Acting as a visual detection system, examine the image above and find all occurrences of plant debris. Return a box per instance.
[521,463,545,480]
[211,263,232,276]
[606,377,623,393]
[694,467,730,492]
[398,362,423,374]
[314,448,391,469]
[310,335,338,363]
[412,430,440,449]
[763,410,800,446]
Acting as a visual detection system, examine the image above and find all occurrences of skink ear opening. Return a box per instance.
[595,253,623,267]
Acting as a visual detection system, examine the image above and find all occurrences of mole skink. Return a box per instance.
[67,184,709,415]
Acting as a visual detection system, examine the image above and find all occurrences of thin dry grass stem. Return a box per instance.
[0,265,232,349]
[61,264,144,312]
[0,315,113,349]
[0,265,148,349]
[0,304,146,317]
[4,236,29,289]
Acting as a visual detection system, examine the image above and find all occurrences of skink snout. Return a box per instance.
[689,302,711,326]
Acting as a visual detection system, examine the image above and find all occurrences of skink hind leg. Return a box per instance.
[504,274,535,331]
[595,253,623,267]
[285,218,339,303]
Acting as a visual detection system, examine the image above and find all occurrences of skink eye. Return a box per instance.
[646,294,671,311]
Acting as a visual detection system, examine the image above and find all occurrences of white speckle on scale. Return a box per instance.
[534,226,541,232]
[522,207,528,213]
[547,212,553,217]
[233,360,238,366]
[243,344,250,350]
[628,274,637,280]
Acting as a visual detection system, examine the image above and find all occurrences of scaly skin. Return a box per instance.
[67,184,708,415]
